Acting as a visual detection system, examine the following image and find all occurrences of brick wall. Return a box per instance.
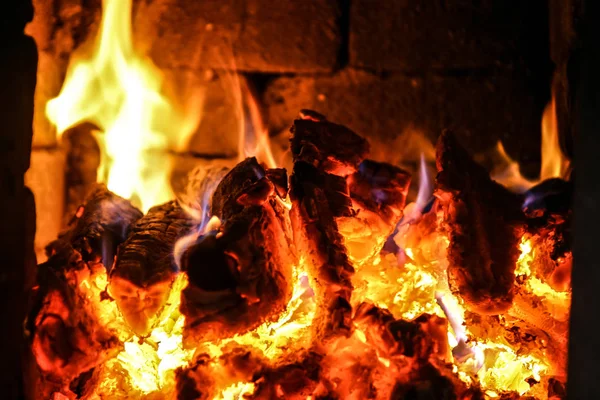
[26,0,553,249]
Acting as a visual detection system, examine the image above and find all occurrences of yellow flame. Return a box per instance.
[540,97,570,181]
[516,237,570,303]
[215,382,256,400]
[354,217,555,396]
[238,83,277,169]
[117,274,193,393]
[491,96,570,192]
[46,0,201,212]
[88,274,193,395]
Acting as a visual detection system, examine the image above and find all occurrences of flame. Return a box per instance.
[238,83,277,169]
[515,237,570,306]
[46,0,201,212]
[38,0,570,394]
[93,273,194,395]
[354,207,555,396]
[540,98,570,181]
[491,95,570,192]
[216,382,256,400]
[415,153,433,212]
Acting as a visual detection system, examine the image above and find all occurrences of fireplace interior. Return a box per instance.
[1,0,591,399]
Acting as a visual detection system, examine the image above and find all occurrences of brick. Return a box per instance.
[350,0,549,72]
[264,68,544,176]
[27,0,93,147]
[138,0,342,73]
[162,68,248,157]
[25,148,66,263]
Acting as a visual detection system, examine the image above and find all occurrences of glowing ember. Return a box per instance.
[32,0,571,398]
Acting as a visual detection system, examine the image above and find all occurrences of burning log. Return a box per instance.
[47,184,143,267]
[27,246,122,383]
[109,200,195,336]
[250,351,323,399]
[28,186,140,383]
[340,160,411,264]
[523,179,573,292]
[180,157,296,344]
[289,111,369,337]
[435,131,526,315]
[353,302,480,399]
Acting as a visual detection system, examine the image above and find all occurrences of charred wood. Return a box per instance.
[435,131,525,315]
[523,180,572,292]
[181,158,295,344]
[289,111,369,338]
[291,110,369,176]
[109,200,195,336]
[340,160,411,263]
[27,245,121,383]
[47,184,142,268]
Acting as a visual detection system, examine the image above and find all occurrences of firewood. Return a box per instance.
[523,180,572,292]
[109,201,195,336]
[290,110,369,176]
[28,245,121,382]
[289,111,369,338]
[339,160,411,264]
[47,184,143,268]
[180,158,296,344]
[353,303,479,399]
[435,131,525,315]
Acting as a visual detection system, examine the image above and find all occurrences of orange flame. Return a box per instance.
[491,96,570,192]
[46,0,202,212]
[238,82,277,169]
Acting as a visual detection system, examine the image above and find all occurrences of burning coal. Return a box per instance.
[30,1,571,399]
[28,109,571,399]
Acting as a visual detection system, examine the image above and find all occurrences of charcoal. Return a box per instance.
[176,355,214,400]
[522,180,572,291]
[435,131,525,315]
[109,201,195,336]
[251,350,323,399]
[290,110,369,176]
[523,178,572,214]
[348,159,411,224]
[28,245,121,382]
[266,167,289,199]
[340,159,411,263]
[180,158,295,344]
[289,111,369,338]
[47,184,142,268]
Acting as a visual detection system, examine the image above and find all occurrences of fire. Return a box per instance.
[239,85,278,169]
[491,96,570,192]
[46,0,201,212]
[33,0,571,397]
[212,261,315,360]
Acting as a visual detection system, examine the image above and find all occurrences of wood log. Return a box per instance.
[435,131,525,315]
[180,158,296,344]
[27,245,121,383]
[109,200,195,336]
[291,109,369,176]
[339,160,411,264]
[27,186,139,385]
[523,179,572,292]
[353,303,479,400]
[47,184,143,268]
[289,111,369,338]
